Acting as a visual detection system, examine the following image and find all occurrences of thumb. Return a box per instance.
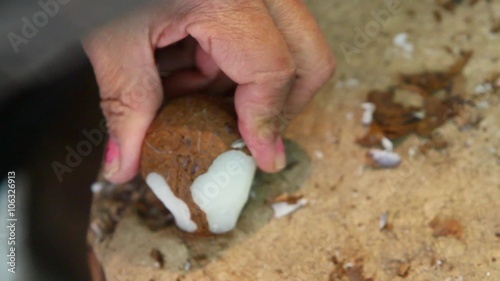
[83,24,162,184]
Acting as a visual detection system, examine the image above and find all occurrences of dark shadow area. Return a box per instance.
[0,49,103,281]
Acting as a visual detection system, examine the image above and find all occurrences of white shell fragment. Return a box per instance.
[231,138,246,149]
[476,101,490,109]
[191,150,256,234]
[413,110,426,120]
[379,211,389,230]
[393,32,414,55]
[90,182,104,194]
[368,149,401,168]
[335,78,360,89]
[474,83,493,95]
[145,173,198,232]
[361,102,376,125]
[381,137,394,151]
[272,198,308,218]
[314,150,324,159]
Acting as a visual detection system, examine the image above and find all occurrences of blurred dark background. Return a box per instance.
[0,47,104,280]
[0,1,154,280]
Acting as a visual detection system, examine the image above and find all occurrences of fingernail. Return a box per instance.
[274,136,286,171]
[104,137,120,179]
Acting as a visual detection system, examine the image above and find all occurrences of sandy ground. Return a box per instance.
[89,1,500,280]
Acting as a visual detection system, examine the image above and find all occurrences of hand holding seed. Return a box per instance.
[83,0,335,183]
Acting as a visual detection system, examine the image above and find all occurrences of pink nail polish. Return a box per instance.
[274,136,286,171]
[104,138,120,178]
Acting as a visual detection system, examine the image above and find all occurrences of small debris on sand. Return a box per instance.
[397,262,411,277]
[393,33,414,55]
[494,224,500,238]
[429,216,464,240]
[418,133,449,154]
[357,51,474,167]
[150,248,164,268]
[379,211,392,231]
[270,194,308,218]
[366,149,401,168]
[436,0,460,12]
[474,83,494,95]
[381,137,393,151]
[433,10,443,23]
[329,256,374,281]
[91,182,105,194]
[315,150,325,159]
[483,72,500,91]
[491,20,500,34]
[361,102,376,125]
[231,139,246,149]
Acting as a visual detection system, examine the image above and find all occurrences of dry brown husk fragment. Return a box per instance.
[357,51,473,148]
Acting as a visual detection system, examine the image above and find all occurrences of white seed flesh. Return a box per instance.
[145,173,198,232]
[191,150,256,234]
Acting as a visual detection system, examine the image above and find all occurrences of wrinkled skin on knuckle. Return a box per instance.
[317,51,336,84]
[297,46,335,94]
[184,0,295,77]
[99,84,161,132]
[183,0,262,27]
[195,17,265,55]
[240,94,282,120]
[254,66,297,89]
[99,63,162,106]
[307,57,335,91]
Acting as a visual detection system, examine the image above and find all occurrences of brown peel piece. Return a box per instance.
[399,71,452,93]
[366,89,395,106]
[397,262,411,277]
[419,133,449,154]
[269,193,304,204]
[356,123,385,147]
[378,121,418,139]
[415,96,450,136]
[150,248,165,268]
[329,257,373,281]
[365,90,421,140]
[437,0,457,12]
[429,216,464,240]
[448,50,473,75]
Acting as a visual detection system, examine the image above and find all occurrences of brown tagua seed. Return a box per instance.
[141,95,256,236]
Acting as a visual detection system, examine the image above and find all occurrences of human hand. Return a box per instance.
[83,0,335,183]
